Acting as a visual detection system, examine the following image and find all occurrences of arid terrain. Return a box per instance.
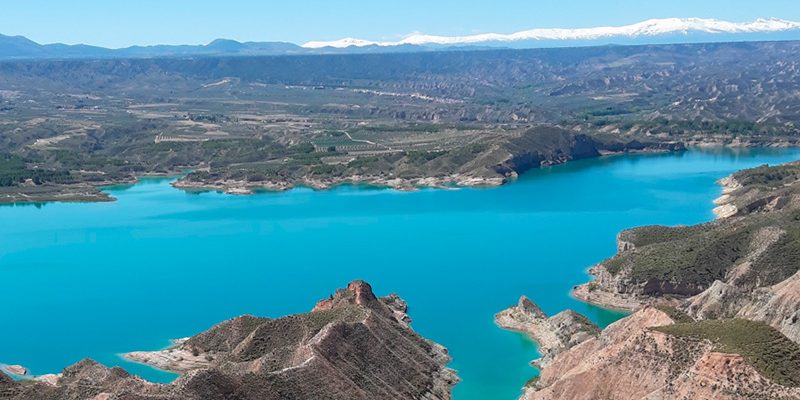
[3,35,800,400]
[2,41,800,202]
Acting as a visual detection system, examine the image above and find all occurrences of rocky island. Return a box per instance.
[500,161,800,399]
[0,281,457,400]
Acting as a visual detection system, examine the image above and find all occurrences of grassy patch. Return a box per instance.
[653,319,800,387]
[310,164,343,176]
[619,225,711,249]
[406,150,447,165]
[748,211,800,286]
[605,226,752,295]
[654,305,694,323]
[0,153,72,186]
[524,376,540,389]
[734,163,800,189]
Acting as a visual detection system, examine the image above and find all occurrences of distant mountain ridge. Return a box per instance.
[0,34,307,60]
[303,17,800,48]
[2,17,800,60]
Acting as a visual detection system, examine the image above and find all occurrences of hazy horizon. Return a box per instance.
[2,0,799,48]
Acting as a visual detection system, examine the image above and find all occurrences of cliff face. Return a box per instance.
[0,281,457,400]
[685,270,800,344]
[492,126,684,178]
[574,162,800,332]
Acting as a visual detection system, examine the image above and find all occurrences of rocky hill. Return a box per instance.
[0,281,457,400]
[518,307,800,400]
[498,161,800,399]
[574,162,800,340]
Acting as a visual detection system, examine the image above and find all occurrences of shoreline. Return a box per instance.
[2,143,795,205]
[170,147,685,196]
[120,337,201,375]
[0,169,190,206]
[712,175,742,219]
[0,364,29,378]
[121,143,800,197]
[570,169,748,312]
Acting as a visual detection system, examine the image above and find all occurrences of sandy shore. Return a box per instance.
[712,175,742,219]
[1,363,63,386]
[0,364,28,376]
[122,338,214,373]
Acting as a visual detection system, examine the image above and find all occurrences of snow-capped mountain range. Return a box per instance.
[303,17,800,48]
[1,17,800,60]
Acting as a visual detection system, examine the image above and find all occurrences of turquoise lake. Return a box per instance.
[2,148,800,400]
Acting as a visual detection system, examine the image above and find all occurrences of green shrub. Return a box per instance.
[654,319,800,387]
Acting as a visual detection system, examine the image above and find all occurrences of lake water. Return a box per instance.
[2,148,799,400]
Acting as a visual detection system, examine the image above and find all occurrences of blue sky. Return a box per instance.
[3,0,800,48]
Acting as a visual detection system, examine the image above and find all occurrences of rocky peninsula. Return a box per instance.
[171,126,685,195]
[503,161,800,399]
[495,296,599,368]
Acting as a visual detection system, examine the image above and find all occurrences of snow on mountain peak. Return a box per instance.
[302,17,800,49]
